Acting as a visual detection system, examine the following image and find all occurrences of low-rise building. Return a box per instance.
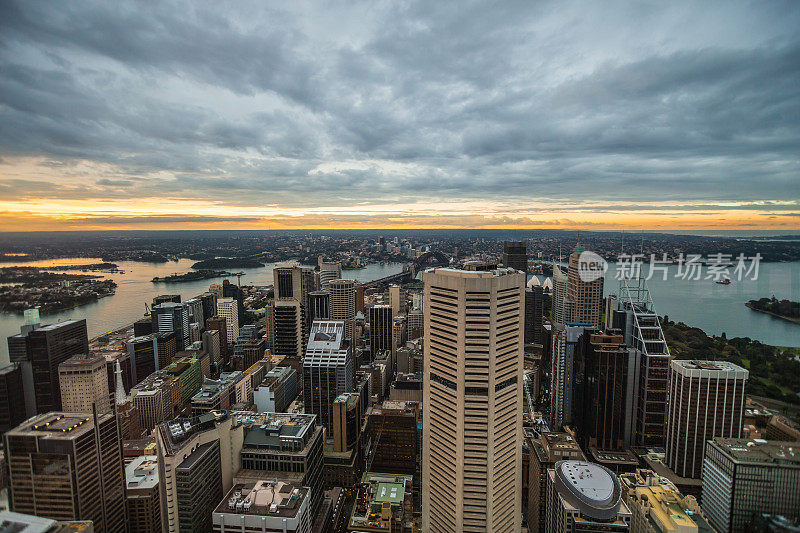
[348,473,414,533]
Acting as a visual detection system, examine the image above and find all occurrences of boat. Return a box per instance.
[716,278,731,285]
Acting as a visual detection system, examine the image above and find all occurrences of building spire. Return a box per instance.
[114,360,127,406]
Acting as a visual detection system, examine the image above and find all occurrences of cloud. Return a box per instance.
[0,0,798,224]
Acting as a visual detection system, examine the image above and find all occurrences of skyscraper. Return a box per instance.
[572,331,634,450]
[565,244,603,328]
[550,323,589,431]
[423,267,524,532]
[702,438,800,533]
[58,353,111,413]
[273,263,316,332]
[303,321,353,432]
[151,302,190,351]
[4,411,127,533]
[319,258,342,289]
[524,285,544,346]
[502,240,527,273]
[8,319,90,414]
[0,363,25,434]
[216,298,240,343]
[273,298,305,358]
[665,360,748,479]
[551,264,567,325]
[368,304,393,359]
[308,290,331,322]
[329,279,356,340]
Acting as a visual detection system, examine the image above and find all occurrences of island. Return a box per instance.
[152,270,239,283]
[746,297,800,325]
[191,258,264,269]
[0,267,116,314]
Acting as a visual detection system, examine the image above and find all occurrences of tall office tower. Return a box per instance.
[125,455,161,533]
[58,354,110,413]
[274,263,316,331]
[131,372,175,432]
[524,285,544,346]
[151,302,190,351]
[332,392,362,453]
[329,279,356,340]
[565,244,603,328]
[368,304,393,359]
[154,331,177,370]
[206,316,228,354]
[303,321,353,432]
[126,334,159,383]
[274,298,305,358]
[234,412,324,515]
[184,297,204,327]
[665,360,748,479]
[8,319,90,414]
[319,258,342,289]
[202,329,221,364]
[611,276,671,447]
[526,429,586,533]
[389,284,403,316]
[155,411,244,533]
[368,401,418,476]
[217,298,240,343]
[550,323,589,430]
[551,264,567,325]
[263,301,275,351]
[702,438,800,533]
[308,290,331,322]
[545,461,631,532]
[0,363,25,434]
[502,240,528,273]
[572,331,634,450]
[200,292,217,322]
[620,469,712,533]
[134,317,153,336]
[4,411,126,533]
[423,267,524,533]
[355,284,365,313]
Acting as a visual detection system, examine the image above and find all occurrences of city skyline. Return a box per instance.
[1,1,798,232]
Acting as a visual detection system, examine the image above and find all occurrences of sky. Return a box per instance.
[0,1,798,232]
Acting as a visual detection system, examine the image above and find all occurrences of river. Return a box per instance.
[2,258,799,363]
[0,258,404,362]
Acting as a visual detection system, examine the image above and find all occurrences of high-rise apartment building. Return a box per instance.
[303,321,353,433]
[274,298,305,358]
[155,411,244,533]
[8,319,90,415]
[368,304,393,359]
[217,298,240,344]
[502,240,527,273]
[4,411,126,533]
[58,354,110,413]
[329,279,356,340]
[565,245,603,328]
[423,267,524,533]
[702,438,800,533]
[666,360,748,479]
[545,460,631,532]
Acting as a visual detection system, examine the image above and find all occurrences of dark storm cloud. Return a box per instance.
[0,0,798,210]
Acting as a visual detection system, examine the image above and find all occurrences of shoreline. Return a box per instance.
[745,302,800,326]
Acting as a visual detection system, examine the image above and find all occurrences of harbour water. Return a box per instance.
[1,258,799,363]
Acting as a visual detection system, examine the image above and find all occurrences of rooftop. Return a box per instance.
[671,359,748,377]
[7,412,107,440]
[710,438,800,466]
[125,455,159,490]
[215,480,309,518]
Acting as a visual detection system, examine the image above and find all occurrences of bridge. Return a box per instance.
[361,251,450,288]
